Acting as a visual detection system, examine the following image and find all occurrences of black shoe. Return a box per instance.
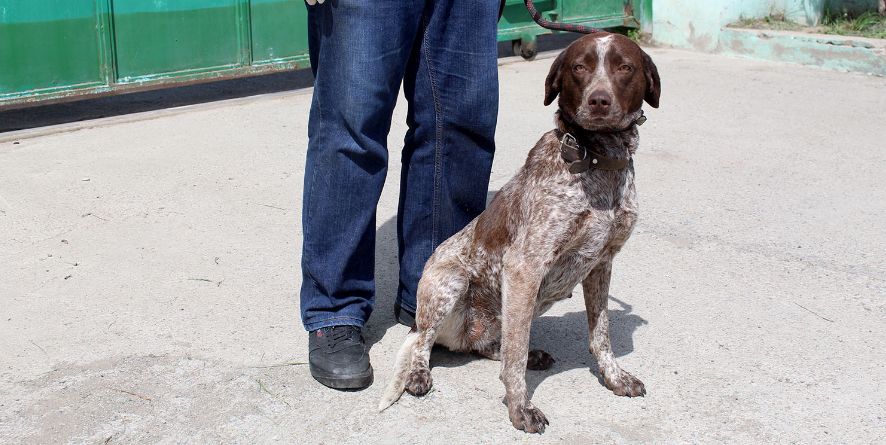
[308,325,373,389]
[394,303,415,327]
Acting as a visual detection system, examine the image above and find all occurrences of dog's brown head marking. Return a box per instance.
[544,32,661,131]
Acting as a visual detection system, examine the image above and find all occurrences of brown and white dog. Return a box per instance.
[378,32,661,434]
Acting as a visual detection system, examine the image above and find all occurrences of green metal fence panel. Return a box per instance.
[0,0,107,101]
[0,0,641,109]
[498,0,558,42]
[560,0,638,27]
[250,0,310,65]
[112,0,245,81]
[498,0,640,59]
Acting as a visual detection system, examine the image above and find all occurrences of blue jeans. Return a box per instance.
[300,0,499,331]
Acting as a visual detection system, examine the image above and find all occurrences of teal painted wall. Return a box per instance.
[651,0,773,51]
[779,0,826,25]
[650,0,881,50]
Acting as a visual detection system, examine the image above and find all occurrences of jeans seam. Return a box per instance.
[303,110,323,294]
[304,25,324,264]
[421,14,443,255]
[303,7,327,295]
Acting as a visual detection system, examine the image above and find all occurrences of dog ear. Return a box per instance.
[544,50,567,106]
[641,50,661,108]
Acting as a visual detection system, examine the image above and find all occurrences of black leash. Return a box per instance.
[519,0,602,34]
[497,0,604,59]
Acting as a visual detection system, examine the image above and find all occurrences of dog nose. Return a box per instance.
[588,91,611,114]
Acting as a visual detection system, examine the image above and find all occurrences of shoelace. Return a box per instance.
[324,326,360,351]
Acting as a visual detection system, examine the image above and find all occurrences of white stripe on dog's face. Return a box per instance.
[582,35,621,114]
[589,35,614,95]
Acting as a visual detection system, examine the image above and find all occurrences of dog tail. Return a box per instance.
[378,330,419,412]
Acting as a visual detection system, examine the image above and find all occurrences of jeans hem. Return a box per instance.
[394,298,417,314]
[303,316,366,332]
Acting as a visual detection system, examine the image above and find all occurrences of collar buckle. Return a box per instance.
[559,133,586,160]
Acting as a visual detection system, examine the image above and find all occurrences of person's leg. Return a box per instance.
[301,0,424,333]
[396,0,500,318]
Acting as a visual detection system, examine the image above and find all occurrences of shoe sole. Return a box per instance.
[310,364,374,390]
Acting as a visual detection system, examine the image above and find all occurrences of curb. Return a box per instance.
[719,28,886,77]
[0,88,312,144]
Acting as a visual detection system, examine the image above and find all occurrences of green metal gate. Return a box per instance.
[499,0,647,59]
[0,0,645,109]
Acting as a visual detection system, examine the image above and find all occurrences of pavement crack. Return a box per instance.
[246,361,308,369]
[81,212,110,221]
[793,302,835,323]
[256,203,288,212]
[106,386,153,402]
[255,378,291,408]
[29,340,48,357]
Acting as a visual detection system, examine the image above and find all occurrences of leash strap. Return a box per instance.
[524,0,602,34]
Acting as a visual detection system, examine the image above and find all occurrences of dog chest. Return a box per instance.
[534,180,637,306]
[576,171,638,251]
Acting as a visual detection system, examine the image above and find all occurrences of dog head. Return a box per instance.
[544,32,661,131]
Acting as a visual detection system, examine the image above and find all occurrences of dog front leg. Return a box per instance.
[582,261,645,397]
[499,255,549,433]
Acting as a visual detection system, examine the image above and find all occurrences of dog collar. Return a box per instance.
[559,132,631,173]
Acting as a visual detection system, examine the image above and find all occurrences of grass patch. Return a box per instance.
[821,11,886,39]
[731,10,886,40]
[613,27,650,45]
[733,13,805,32]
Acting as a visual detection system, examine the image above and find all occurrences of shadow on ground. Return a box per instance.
[0,33,583,133]
[363,212,401,351]
[430,298,649,400]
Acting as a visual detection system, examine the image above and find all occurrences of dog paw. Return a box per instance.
[604,370,646,397]
[509,403,549,434]
[527,349,555,370]
[404,367,433,396]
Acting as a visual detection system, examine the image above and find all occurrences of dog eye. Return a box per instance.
[573,64,586,73]
[618,64,633,73]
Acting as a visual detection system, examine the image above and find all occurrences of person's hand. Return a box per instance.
[305,0,325,4]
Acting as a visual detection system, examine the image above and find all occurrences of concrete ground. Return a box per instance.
[1,46,884,444]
